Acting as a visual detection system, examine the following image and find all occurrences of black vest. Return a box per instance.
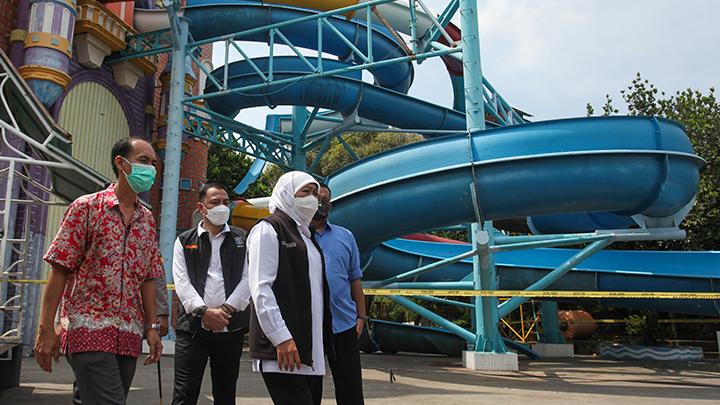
[248,209,334,367]
[175,224,249,334]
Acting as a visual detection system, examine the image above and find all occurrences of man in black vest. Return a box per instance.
[171,183,250,405]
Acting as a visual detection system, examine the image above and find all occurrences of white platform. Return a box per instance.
[531,343,575,358]
[463,351,518,371]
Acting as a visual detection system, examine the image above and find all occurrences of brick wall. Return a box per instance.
[0,0,18,53]
[176,138,208,229]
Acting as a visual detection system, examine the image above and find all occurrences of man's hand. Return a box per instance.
[144,329,162,365]
[276,339,301,371]
[355,318,365,337]
[202,308,230,331]
[34,325,61,373]
[158,316,169,337]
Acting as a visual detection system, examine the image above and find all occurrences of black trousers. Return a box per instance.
[172,329,244,405]
[67,351,137,405]
[328,326,365,405]
[261,371,323,405]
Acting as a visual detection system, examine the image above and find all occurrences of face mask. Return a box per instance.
[203,204,230,226]
[121,157,156,193]
[293,195,318,224]
[313,202,330,221]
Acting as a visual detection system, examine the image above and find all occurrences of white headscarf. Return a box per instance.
[269,171,319,237]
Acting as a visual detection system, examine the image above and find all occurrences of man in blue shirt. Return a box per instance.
[311,182,366,405]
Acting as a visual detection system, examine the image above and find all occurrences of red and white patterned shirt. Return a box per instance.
[44,184,165,358]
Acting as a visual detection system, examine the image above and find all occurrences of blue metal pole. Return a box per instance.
[157,9,189,338]
[292,106,308,170]
[459,0,485,132]
[498,238,613,318]
[415,295,476,310]
[460,0,499,354]
[539,301,565,344]
[379,281,474,290]
[379,248,478,286]
[389,295,476,343]
[473,222,507,352]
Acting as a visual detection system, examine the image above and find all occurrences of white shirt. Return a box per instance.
[247,221,325,376]
[172,222,251,332]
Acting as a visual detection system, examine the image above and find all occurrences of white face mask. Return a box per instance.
[293,195,318,224]
[203,204,230,226]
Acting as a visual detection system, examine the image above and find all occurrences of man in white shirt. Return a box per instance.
[172,183,250,405]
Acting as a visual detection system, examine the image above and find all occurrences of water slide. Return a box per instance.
[134,1,718,354]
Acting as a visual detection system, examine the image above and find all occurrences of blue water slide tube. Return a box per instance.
[527,212,637,234]
[366,239,720,316]
[233,114,278,195]
[327,116,703,250]
[185,0,413,93]
[206,57,466,132]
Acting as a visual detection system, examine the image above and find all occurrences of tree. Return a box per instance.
[587,73,720,250]
[257,131,424,185]
[311,131,423,177]
[206,143,272,199]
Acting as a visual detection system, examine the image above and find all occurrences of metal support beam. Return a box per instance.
[539,301,565,344]
[379,248,478,286]
[473,222,507,353]
[389,295,476,343]
[415,295,475,310]
[419,0,459,54]
[292,106,309,170]
[157,6,188,338]
[459,0,485,132]
[498,238,613,318]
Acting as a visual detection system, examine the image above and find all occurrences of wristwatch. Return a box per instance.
[192,305,208,318]
[145,322,161,332]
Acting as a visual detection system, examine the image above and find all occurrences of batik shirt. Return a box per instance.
[44,184,165,358]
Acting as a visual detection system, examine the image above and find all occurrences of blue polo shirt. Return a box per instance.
[314,222,363,334]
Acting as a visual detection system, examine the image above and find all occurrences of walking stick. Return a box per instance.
[157,357,163,405]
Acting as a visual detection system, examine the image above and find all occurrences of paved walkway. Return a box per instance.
[1,352,719,404]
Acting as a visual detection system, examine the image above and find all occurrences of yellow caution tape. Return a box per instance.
[362,289,720,299]
[4,279,720,299]
[591,319,720,324]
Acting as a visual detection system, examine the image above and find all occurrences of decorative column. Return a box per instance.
[18,0,77,107]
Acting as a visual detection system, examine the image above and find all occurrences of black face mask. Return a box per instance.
[313,202,331,221]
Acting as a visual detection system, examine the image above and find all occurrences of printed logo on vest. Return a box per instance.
[280,241,297,248]
[185,244,199,250]
[234,236,244,247]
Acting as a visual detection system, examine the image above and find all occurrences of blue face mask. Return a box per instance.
[122,157,156,193]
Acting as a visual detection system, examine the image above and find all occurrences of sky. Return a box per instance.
[210,0,720,129]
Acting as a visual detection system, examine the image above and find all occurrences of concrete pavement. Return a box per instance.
[1,351,719,404]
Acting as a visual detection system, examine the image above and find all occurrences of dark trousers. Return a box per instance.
[172,329,245,405]
[328,326,365,405]
[67,351,137,405]
[261,371,323,405]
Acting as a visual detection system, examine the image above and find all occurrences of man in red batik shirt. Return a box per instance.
[35,137,164,404]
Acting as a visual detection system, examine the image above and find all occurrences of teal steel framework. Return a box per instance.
[135,0,688,358]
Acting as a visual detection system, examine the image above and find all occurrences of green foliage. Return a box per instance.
[624,314,646,336]
[588,73,720,250]
[309,131,424,177]
[206,144,273,199]
[257,131,423,188]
